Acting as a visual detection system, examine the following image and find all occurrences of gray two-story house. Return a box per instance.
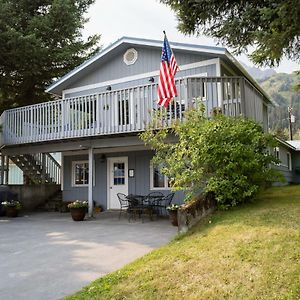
[0,37,273,215]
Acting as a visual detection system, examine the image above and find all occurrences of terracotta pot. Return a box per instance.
[168,209,178,226]
[70,207,86,221]
[6,207,19,218]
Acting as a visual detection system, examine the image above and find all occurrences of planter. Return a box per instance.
[6,207,19,218]
[168,209,178,226]
[70,207,86,221]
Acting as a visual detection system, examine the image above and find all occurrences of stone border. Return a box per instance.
[177,193,217,233]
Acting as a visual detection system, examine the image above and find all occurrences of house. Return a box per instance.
[0,37,273,215]
[275,139,300,183]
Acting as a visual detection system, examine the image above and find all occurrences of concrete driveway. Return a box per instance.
[0,212,176,300]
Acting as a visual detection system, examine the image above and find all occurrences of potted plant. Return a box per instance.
[68,200,88,221]
[166,204,180,226]
[1,200,22,218]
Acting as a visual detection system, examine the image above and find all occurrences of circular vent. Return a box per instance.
[123,48,138,65]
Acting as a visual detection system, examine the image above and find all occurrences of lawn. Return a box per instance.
[66,185,300,300]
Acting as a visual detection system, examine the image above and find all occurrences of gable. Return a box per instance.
[65,45,218,95]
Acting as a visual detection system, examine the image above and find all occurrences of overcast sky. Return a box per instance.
[82,0,299,74]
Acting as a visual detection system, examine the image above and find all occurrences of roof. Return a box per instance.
[285,140,300,151]
[46,36,272,104]
[276,138,300,151]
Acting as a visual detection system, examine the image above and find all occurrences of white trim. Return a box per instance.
[46,37,225,93]
[63,59,219,95]
[72,160,89,187]
[71,160,95,187]
[107,156,128,209]
[61,152,64,191]
[287,152,292,171]
[149,164,170,191]
[123,48,138,65]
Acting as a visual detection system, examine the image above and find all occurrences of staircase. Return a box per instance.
[10,153,61,184]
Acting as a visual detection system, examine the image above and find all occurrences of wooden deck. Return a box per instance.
[0,76,266,146]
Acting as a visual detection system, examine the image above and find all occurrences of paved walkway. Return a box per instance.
[0,212,176,300]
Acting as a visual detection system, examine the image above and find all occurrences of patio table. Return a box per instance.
[126,194,155,222]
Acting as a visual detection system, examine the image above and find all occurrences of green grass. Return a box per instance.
[66,185,300,300]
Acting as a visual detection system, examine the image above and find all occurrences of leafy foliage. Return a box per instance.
[0,0,100,113]
[160,0,300,67]
[140,105,281,209]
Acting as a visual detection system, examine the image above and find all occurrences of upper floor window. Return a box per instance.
[72,161,89,186]
[123,48,138,65]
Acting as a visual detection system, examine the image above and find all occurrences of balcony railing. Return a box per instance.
[0,76,263,146]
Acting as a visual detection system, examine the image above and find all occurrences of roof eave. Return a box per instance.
[224,51,276,107]
[46,37,227,95]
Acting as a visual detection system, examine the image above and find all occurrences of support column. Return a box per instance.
[0,154,4,185]
[4,155,9,184]
[41,153,46,184]
[88,147,94,217]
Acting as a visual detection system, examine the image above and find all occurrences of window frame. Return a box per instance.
[149,164,170,190]
[72,160,89,187]
[274,147,281,166]
[287,152,292,171]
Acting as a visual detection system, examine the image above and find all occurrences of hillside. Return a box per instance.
[66,185,300,300]
[243,64,300,138]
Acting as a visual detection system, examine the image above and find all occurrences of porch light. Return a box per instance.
[106,85,112,91]
[99,154,106,163]
[149,77,155,83]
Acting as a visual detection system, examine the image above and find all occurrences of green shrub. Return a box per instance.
[140,104,282,209]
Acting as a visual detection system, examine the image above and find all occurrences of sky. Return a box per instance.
[82,0,299,74]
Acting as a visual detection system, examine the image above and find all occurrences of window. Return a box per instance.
[150,164,170,190]
[72,161,89,186]
[113,162,125,185]
[274,147,281,165]
[123,48,138,65]
[287,152,292,171]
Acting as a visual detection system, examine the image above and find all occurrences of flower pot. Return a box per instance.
[168,209,178,226]
[6,207,19,218]
[70,207,86,221]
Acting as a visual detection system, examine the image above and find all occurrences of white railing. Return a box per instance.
[0,76,257,146]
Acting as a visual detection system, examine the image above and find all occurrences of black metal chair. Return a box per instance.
[127,194,154,222]
[155,192,175,216]
[145,192,164,216]
[117,193,129,220]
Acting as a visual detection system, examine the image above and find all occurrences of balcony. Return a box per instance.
[0,76,266,146]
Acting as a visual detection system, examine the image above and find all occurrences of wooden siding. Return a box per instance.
[68,47,215,91]
[1,76,266,146]
[62,151,185,208]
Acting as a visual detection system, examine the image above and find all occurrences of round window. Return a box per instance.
[123,48,138,65]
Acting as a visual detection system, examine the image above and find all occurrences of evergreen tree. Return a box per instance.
[160,0,300,67]
[0,0,100,113]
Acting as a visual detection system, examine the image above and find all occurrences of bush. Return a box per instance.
[140,104,282,209]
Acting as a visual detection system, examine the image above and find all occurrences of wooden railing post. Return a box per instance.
[240,78,246,116]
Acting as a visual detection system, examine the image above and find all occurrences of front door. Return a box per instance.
[107,157,128,209]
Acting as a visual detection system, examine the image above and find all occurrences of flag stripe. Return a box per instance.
[157,35,179,107]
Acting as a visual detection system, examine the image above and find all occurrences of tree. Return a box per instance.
[0,0,100,113]
[160,0,300,67]
[140,105,282,209]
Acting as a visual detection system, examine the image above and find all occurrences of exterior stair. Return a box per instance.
[10,153,61,184]
[36,190,63,212]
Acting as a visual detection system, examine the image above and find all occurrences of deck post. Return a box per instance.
[4,155,9,185]
[41,153,46,184]
[88,147,94,217]
[0,154,4,185]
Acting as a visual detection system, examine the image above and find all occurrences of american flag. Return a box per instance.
[157,34,179,107]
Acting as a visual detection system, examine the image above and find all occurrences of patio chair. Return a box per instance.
[117,193,129,220]
[155,192,175,216]
[127,194,154,223]
[145,192,164,216]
